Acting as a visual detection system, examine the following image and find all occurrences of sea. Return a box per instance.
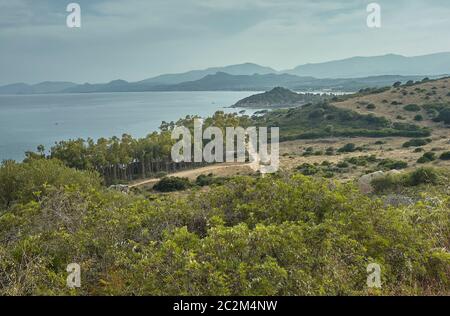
[0,91,261,161]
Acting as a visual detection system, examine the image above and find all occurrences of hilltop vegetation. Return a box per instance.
[233,87,326,108]
[253,101,430,141]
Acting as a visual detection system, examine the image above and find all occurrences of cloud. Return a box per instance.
[0,0,449,84]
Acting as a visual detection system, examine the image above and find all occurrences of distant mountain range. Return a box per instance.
[0,81,77,95]
[1,53,449,94]
[137,63,277,86]
[284,52,450,78]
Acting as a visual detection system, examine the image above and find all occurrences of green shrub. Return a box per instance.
[414,115,424,121]
[439,151,450,160]
[436,108,450,124]
[337,143,357,153]
[296,163,319,175]
[377,159,408,170]
[417,152,437,164]
[325,147,335,156]
[403,104,421,112]
[408,167,440,186]
[337,161,349,168]
[196,174,225,187]
[153,177,192,192]
[345,155,378,166]
[402,138,432,148]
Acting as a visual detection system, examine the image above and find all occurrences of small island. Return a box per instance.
[232,87,324,108]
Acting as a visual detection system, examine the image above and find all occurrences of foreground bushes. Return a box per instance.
[0,160,449,295]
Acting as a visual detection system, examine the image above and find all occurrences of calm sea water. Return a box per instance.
[0,91,260,161]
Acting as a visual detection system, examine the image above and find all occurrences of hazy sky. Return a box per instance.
[1,0,450,85]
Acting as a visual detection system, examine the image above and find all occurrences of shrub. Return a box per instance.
[408,167,440,186]
[296,163,319,175]
[346,155,378,167]
[325,147,335,156]
[403,104,421,112]
[337,161,349,168]
[337,143,357,153]
[436,108,450,124]
[196,174,225,187]
[414,115,424,121]
[439,151,450,160]
[371,173,404,193]
[366,104,376,110]
[417,152,437,164]
[377,159,408,170]
[153,177,192,192]
[402,138,432,148]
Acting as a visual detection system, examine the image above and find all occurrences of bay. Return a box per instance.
[0,91,259,161]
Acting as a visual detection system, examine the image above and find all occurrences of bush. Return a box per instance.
[417,152,437,164]
[436,108,450,124]
[196,174,225,187]
[377,159,408,170]
[337,161,349,168]
[414,115,424,121]
[153,177,192,192]
[296,163,319,175]
[402,138,432,148]
[325,147,335,156]
[408,167,440,186]
[345,155,378,166]
[403,104,421,112]
[337,143,357,153]
[366,104,376,110]
[439,151,450,160]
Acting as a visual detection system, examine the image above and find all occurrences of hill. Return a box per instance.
[285,53,450,78]
[232,87,323,108]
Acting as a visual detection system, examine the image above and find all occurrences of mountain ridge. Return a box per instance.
[1,53,450,94]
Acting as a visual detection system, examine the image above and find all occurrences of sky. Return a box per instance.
[1,0,450,85]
